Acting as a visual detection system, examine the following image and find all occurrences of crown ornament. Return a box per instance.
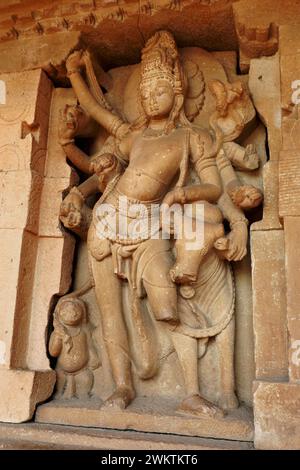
[140,31,183,94]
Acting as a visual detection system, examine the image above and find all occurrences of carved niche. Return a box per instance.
[36,31,266,441]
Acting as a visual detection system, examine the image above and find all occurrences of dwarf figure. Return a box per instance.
[49,297,100,400]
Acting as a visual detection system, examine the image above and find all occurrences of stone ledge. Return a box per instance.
[36,397,254,442]
[0,422,254,450]
[0,369,55,423]
[253,381,300,450]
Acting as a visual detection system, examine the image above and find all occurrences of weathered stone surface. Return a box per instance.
[233,0,300,71]
[38,177,74,237]
[0,1,239,75]
[279,23,300,55]
[0,170,36,230]
[138,1,237,54]
[0,70,51,175]
[0,228,24,367]
[0,70,52,372]
[248,54,281,161]
[0,69,66,423]
[282,107,300,151]
[1,0,300,449]
[0,422,253,450]
[251,230,288,379]
[251,161,282,231]
[284,217,300,382]
[279,150,300,217]
[233,252,255,406]
[10,230,38,368]
[279,25,300,151]
[36,398,254,442]
[0,370,55,423]
[280,54,300,113]
[0,69,52,235]
[254,381,300,450]
[27,235,75,370]
[0,31,82,77]
[279,24,300,103]
[44,88,77,178]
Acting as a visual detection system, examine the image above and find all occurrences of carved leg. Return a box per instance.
[75,369,94,399]
[54,369,66,399]
[91,255,135,409]
[171,331,224,418]
[215,317,239,410]
[142,249,178,323]
[171,332,199,395]
[63,374,76,399]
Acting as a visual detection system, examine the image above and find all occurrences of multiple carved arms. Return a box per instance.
[59,48,262,263]
[66,50,130,140]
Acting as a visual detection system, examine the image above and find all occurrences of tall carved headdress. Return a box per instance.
[136,30,205,132]
[140,31,185,95]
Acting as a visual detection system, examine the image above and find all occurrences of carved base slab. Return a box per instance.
[0,422,253,450]
[36,397,253,442]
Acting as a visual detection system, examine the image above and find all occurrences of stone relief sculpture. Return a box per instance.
[49,297,100,400]
[50,31,264,420]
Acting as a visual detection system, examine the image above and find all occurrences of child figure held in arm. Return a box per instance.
[209,79,263,211]
[49,297,100,400]
[155,78,263,283]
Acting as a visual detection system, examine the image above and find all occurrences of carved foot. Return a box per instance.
[218,392,239,411]
[176,394,225,419]
[53,390,64,400]
[103,386,135,410]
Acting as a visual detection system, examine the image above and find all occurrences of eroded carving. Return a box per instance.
[49,31,264,424]
[49,297,100,400]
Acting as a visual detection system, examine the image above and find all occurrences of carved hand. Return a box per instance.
[228,184,263,210]
[66,49,85,74]
[226,222,248,261]
[90,153,117,176]
[58,105,79,144]
[60,191,84,229]
[162,187,186,207]
[53,317,67,339]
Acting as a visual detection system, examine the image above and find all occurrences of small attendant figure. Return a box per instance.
[49,297,100,400]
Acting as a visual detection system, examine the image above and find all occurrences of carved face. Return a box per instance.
[232,185,263,210]
[64,105,88,134]
[59,302,83,326]
[140,79,175,118]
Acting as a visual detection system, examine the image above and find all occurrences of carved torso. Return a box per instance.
[117,128,188,201]
[57,332,89,373]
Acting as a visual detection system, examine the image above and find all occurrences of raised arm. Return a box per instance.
[62,143,93,174]
[190,130,222,198]
[66,51,130,140]
[49,330,63,357]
